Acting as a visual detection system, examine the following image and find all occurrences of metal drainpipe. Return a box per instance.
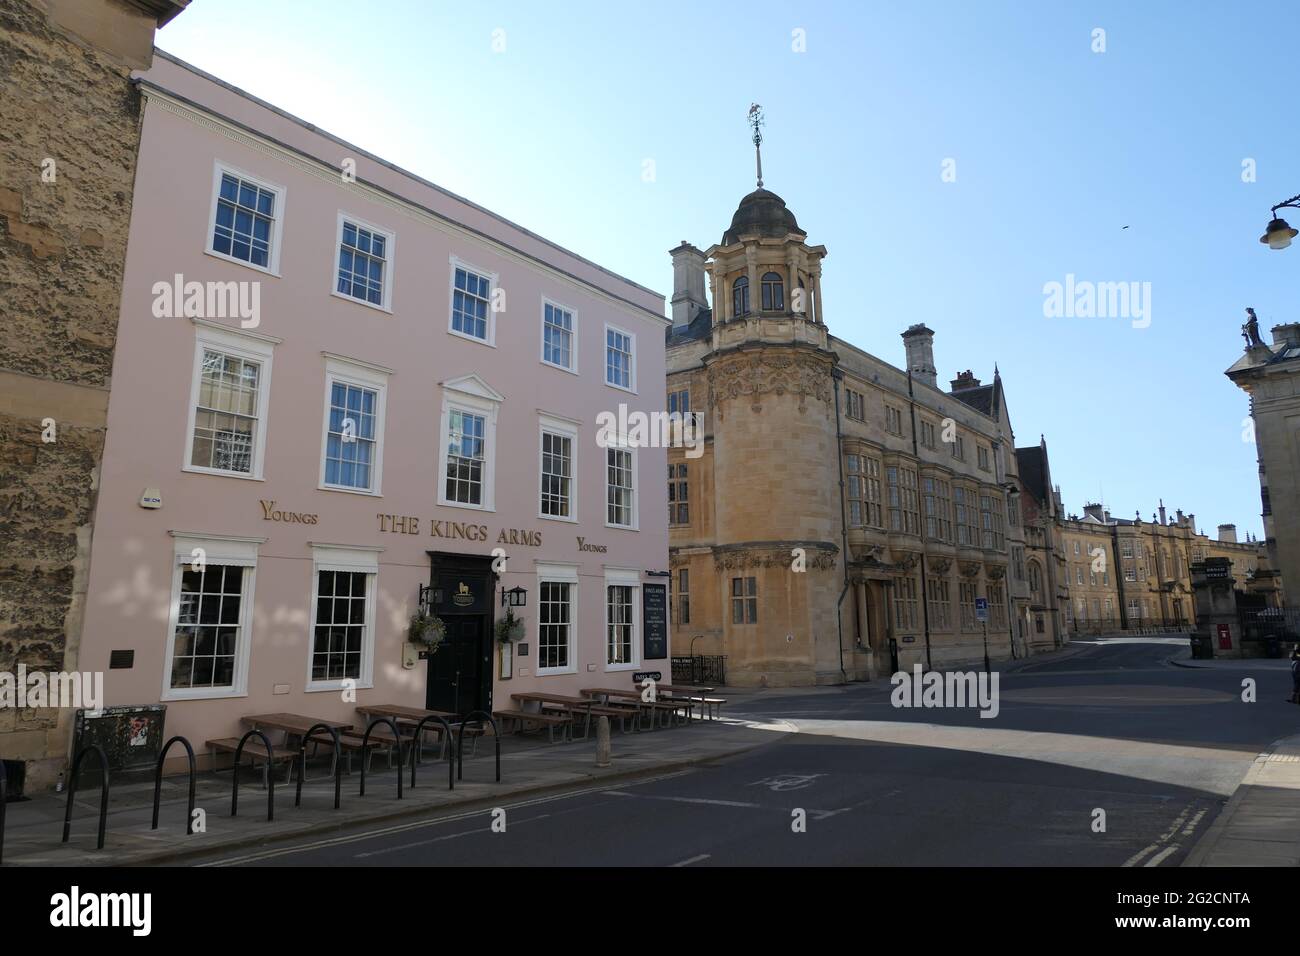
[1113,524,1129,632]
[906,371,932,671]
[832,367,849,682]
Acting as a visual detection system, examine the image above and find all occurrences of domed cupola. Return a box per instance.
[722,188,805,245]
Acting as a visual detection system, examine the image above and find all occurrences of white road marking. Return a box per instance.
[1122,844,1158,868]
[607,791,763,809]
[671,854,711,867]
[1182,809,1207,836]
[353,811,559,859]
[1122,803,1196,868]
[1145,845,1180,867]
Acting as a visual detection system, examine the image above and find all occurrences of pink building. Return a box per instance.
[79,53,669,764]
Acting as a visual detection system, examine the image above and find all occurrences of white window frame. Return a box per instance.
[605,442,639,531]
[331,212,395,313]
[604,322,636,393]
[540,297,579,374]
[182,319,279,481]
[437,374,503,512]
[535,562,579,676]
[604,567,642,672]
[538,411,580,523]
[318,353,391,496]
[448,255,498,347]
[161,532,265,701]
[205,161,286,277]
[305,544,381,692]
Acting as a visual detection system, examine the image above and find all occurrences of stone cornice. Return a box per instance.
[712,541,839,572]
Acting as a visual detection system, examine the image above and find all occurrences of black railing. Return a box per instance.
[1240,607,1300,652]
[62,744,110,850]
[409,714,455,791]
[152,736,197,835]
[671,655,726,685]
[457,711,500,783]
[295,723,342,810]
[231,729,276,821]
[359,717,404,799]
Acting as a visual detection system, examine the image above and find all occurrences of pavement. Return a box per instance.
[0,713,792,867]
[1183,732,1300,866]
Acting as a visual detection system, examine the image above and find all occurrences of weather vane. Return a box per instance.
[748,103,764,188]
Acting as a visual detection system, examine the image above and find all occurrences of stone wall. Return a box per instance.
[0,0,167,789]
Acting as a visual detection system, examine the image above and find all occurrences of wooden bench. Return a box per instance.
[206,736,297,787]
[492,709,572,743]
[642,698,694,727]
[669,695,727,721]
[541,702,637,736]
[405,720,485,760]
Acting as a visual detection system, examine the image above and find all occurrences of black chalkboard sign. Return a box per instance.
[643,584,668,660]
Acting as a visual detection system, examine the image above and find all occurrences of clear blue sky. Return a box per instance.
[157,0,1300,540]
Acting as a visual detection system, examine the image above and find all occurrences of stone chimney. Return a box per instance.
[1188,513,1196,534]
[1218,523,1238,543]
[1083,502,1104,522]
[1158,500,1167,525]
[901,324,938,388]
[950,370,981,391]
[669,241,708,331]
[1271,323,1300,348]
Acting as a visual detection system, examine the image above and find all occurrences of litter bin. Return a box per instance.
[1190,633,1212,660]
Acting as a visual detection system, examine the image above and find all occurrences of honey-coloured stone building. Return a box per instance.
[665,179,1041,685]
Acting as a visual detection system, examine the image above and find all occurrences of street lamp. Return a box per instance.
[1260,194,1300,249]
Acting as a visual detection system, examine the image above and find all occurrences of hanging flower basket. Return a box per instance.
[496,608,524,644]
[409,609,446,651]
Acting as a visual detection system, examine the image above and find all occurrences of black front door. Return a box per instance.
[426,614,487,715]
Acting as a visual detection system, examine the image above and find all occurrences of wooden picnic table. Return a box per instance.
[510,692,602,739]
[354,703,473,760]
[655,684,716,696]
[579,688,692,729]
[242,713,353,737]
[240,713,359,778]
[354,703,458,723]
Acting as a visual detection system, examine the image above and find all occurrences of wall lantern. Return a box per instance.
[502,586,527,608]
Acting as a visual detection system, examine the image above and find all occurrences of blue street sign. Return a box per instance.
[975,597,989,622]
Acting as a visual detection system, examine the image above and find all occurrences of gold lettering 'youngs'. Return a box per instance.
[260,500,319,524]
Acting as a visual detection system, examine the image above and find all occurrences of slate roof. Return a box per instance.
[950,383,995,416]
[1015,445,1048,502]
[666,307,713,347]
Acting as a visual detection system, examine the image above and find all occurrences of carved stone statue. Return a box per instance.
[1242,308,1265,349]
